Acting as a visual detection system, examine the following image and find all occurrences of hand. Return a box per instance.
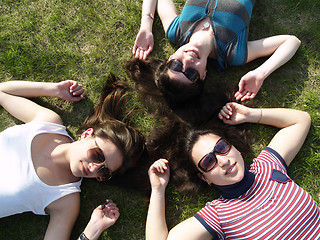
[218,102,251,125]
[56,80,84,101]
[234,70,265,101]
[83,200,120,240]
[132,28,154,60]
[148,159,170,190]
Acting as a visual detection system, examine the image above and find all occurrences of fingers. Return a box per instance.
[143,46,152,60]
[149,159,169,174]
[234,90,242,101]
[72,87,84,99]
[139,49,145,60]
[134,47,149,60]
[68,81,84,97]
[238,79,245,93]
[239,91,255,101]
[235,90,256,101]
[134,47,141,59]
[218,102,234,120]
[132,43,138,55]
[102,199,120,220]
[242,92,255,101]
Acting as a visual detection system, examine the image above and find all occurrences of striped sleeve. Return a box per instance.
[194,203,224,239]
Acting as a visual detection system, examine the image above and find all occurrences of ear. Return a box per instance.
[197,172,209,184]
[80,128,93,140]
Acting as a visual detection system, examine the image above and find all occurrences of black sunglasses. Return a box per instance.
[87,139,112,181]
[198,138,232,172]
[167,59,200,83]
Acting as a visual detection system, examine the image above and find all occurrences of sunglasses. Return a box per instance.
[198,138,232,172]
[87,139,112,181]
[167,59,200,83]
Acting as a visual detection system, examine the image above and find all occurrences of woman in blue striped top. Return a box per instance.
[127,0,300,106]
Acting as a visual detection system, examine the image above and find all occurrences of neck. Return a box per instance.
[189,29,214,59]
[51,142,72,167]
[188,18,215,59]
[213,166,255,199]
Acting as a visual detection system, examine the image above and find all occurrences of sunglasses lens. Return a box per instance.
[185,68,200,82]
[96,166,112,181]
[87,147,105,163]
[168,59,183,72]
[199,154,217,172]
[215,139,231,154]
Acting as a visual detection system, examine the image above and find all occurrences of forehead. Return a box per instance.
[191,133,221,163]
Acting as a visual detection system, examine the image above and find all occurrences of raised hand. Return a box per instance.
[56,80,84,101]
[218,102,251,125]
[132,28,154,60]
[82,200,120,240]
[234,69,265,101]
[148,159,170,190]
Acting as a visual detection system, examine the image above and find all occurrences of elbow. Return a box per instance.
[301,111,311,129]
[289,35,301,48]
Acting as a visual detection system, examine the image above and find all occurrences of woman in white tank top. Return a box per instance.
[0,75,146,240]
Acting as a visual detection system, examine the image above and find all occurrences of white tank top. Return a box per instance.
[0,121,82,217]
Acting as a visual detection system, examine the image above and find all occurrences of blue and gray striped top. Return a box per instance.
[166,0,255,70]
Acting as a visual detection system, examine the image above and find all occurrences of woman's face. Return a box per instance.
[191,133,245,186]
[167,43,208,84]
[70,129,123,180]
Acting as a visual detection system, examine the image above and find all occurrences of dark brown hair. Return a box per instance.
[125,58,204,111]
[147,119,251,194]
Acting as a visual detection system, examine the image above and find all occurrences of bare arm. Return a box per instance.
[219,103,311,166]
[0,80,84,124]
[146,159,170,240]
[133,0,178,60]
[78,200,120,240]
[157,0,178,33]
[146,159,212,240]
[235,35,301,101]
[45,193,80,240]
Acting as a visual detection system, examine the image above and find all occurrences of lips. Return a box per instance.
[225,162,237,175]
[185,49,200,59]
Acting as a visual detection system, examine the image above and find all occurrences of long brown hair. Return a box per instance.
[77,74,146,176]
[147,118,251,194]
[125,58,204,111]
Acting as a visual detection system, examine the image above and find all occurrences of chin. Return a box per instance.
[235,174,244,183]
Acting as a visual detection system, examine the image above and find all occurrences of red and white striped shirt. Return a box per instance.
[195,148,320,239]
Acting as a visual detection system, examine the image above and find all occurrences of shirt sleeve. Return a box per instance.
[166,15,181,43]
[194,203,223,239]
[263,147,288,172]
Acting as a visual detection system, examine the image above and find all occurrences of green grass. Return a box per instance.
[0,0,319,239]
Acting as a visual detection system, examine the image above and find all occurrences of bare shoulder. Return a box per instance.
[46,192,80,217]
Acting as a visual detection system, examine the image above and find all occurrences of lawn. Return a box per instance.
[0,0,319,239]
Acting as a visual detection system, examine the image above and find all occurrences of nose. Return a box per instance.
[216,155,230,168]
[88,162,104,173]
[182,56,195,70]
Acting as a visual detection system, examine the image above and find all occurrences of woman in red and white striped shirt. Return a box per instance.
[146,102,320,240]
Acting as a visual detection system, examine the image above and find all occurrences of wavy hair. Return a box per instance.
[77,74,147,176]
[147,118,251,194]
[125,58,204,111]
